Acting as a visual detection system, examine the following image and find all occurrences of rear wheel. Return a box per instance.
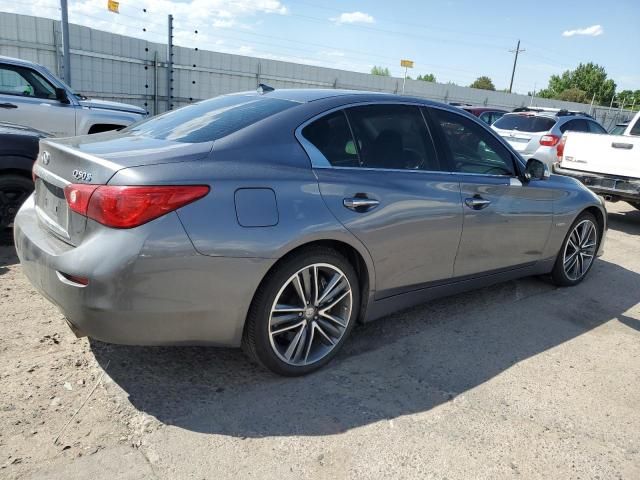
[0,174,33,231]
[551,212,599,286]
[243,247,360,376]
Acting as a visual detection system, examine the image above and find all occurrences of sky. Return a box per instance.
[2,0,639,94]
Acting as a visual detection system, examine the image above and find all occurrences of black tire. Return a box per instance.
[242,246,361,376]
[0,174,33,230]
[551,211,599,287]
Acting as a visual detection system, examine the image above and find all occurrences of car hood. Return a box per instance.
[79,98,147,115]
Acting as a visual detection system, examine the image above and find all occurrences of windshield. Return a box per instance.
[493,114,556,133]
[124,95,297,143]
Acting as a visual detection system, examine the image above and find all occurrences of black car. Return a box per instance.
[0,122,48,234]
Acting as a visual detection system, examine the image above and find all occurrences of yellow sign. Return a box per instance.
[107,0,119,13]
[400,59,414,68]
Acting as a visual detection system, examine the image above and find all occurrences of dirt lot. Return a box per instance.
[0,201,639,479]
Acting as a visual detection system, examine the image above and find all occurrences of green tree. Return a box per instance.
[557,87,588,103]
[370,66,390,76]
[416,73,436,82]
[537,62,616,105]
[469,76,495,91]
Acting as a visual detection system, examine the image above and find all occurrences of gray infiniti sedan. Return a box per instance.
[14,89,606,376]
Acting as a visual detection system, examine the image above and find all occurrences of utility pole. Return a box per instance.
[167,14,174,111]
[508,39,525,94]
[60,0,71,84]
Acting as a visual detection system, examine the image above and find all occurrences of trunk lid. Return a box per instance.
[492,113,557,155]
[32,132,213,245]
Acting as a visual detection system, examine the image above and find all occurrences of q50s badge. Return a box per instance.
[72,169,93,182]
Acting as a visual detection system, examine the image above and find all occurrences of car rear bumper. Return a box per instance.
[14,196,274,347]
[553,164,640,203]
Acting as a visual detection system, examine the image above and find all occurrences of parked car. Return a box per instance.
[0,122,48,235]
[15,89,606,376]
[609,122,629,135]
[461,106,508,125]
[554,111,640,210]
[0,55,146,137]
[492,107,607,166]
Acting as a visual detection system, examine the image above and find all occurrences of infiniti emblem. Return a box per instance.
[41,151,50,165]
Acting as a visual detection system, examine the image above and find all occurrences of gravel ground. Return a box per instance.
[0,201,639,480]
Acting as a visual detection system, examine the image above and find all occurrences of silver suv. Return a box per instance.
[492,107,607,166]
[0,55,146,137]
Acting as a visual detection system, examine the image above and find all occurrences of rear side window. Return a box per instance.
[493,114,556,132]
[346,104,440,171]
[125,95,296,143]
[630,119,640,136]
[431,108,515,176]
[560,119,590,133]
[301,110,359,167]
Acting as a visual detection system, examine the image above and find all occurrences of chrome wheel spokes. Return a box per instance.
[563,219,597,281]
[269,263,352,366]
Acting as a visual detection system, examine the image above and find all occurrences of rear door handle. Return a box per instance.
[343,197,380,212]
[464,197,491,210]
[0,103,18,109]
[611,142,633,150]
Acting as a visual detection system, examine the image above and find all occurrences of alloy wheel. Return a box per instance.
[563,219,597,281]
[268,263,353,366]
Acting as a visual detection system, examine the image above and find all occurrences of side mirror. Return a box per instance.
[55,87,70,104]
[524,158,550,181]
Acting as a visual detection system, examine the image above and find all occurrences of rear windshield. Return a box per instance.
[124,95,296,143]
[493,114,556,133]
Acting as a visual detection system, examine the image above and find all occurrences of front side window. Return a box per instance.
[301,110,359,167]
[630,119,640,136]
[0,64,56,99]
[345,104,440,171]
[587,121,607,134]
[431,108,515,176]
[125,95,296,143]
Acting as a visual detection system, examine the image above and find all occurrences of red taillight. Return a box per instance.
[64,185,209,229]
[64,184,99,216]
[539,134,560,147]
[556,136,566,159]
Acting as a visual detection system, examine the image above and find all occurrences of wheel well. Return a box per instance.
[87,124,125,134]
[584,206,605,239]
[0,168,33,181]
[260,240,371,323]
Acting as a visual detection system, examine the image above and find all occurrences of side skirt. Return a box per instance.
[363,259,555,323]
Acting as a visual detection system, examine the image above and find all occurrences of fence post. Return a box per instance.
[167,14,173,111]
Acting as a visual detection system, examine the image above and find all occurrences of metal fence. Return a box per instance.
[0,11,635,128]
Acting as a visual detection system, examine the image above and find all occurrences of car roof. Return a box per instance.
[0,55,37,68]
[226,88,452,107]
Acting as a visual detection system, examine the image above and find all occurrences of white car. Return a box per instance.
[554,111,640,210]
[492,108,607,167]
[0,55,146,137]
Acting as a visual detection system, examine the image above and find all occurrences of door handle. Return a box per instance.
[0,103,18,109]
[343,197,380,212]
[464,196,491,210]
[611,142,633,150]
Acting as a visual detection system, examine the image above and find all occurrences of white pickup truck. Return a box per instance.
[0,55,146,137]
[554,111,640,210]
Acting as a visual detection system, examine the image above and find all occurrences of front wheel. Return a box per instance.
[551,212,599,286]
[243,247,360,376]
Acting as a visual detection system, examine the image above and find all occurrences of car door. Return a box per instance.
[0,62,76,136]
[299,104,463,298]
[427,107,554,277]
